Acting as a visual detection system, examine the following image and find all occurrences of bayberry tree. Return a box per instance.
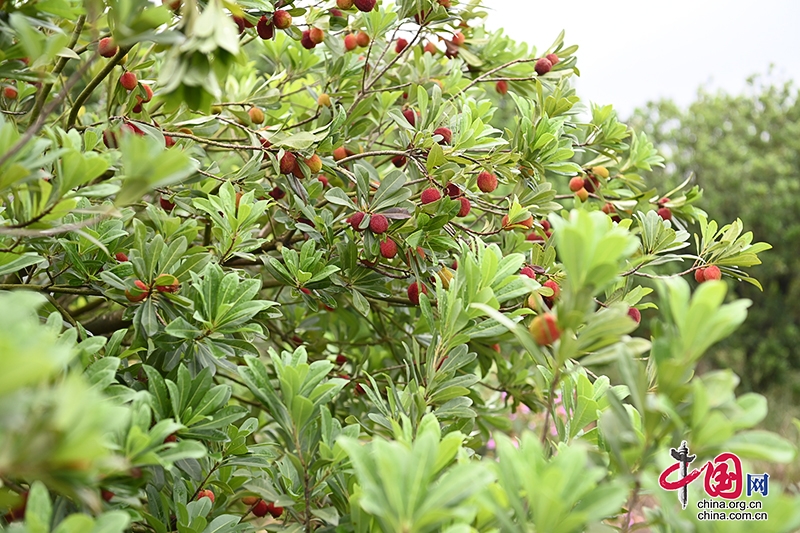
[1,1,799,532]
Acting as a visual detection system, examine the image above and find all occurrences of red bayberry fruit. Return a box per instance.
[301,30,316,49]
[347,211,366,231]
[529,313,560,345]
[197,490,215,503]
[520,266,536,279]
[496,80,508,95]
[164,135,175,148]
[115,252,129,262]
[477,171,497,193]
[125,280,149,303]
[266,502,284,518]
[280,152,297,174]
[703,265,722,281]
[273,9,292,29]
[98,37,118,58]
[407,281,428,304]
[546,53,560,65]
[333,146,352,161]
[154,273,180,293]
[444,183,461,198]
[402,108,417,126]
[657,207,672,220]
[569,176,584,192]
[627,307,641,324]
[434,127,452,145]
[309,27,325,44]
[527,232,544,242]
[252,500,269,517]
[317,176,329,187]
[602,202,616,215]
[160,196,175,211]
[269,186,285,200]
[356,31,370,47]
[452,32,465,46]
[420,188,441,204]
[300,287,311,295]
[424,41,437,54]
[103,129,119,148]
[257,16,275,39]
[658,196,670,206]
[457,197,471,217]
[535,57,552,75]
[233,16,246,33]
[583,176,600,193]
[540,219,551,231]
[120,71,138,91]
[305,154,322,174]
[543,280,560,299]
[354,0,376,12]
[344,34,358,51]
[369,213,389,233]
[379,238,398,259]
[395,38,408,53]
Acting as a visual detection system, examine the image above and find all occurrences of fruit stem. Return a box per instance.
[67,45,131,129]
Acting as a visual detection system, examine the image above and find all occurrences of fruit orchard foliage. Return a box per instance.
[0,1,799,533]
[629,78,800,394]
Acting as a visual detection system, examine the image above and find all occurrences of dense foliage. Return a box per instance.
[630,78,800,395]
[1,1,798,532]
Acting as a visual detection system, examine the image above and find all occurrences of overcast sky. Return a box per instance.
[485,0,800,118]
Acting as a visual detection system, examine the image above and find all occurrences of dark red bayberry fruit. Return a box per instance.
[402,108,417,127]
[420,188,441,204]
[434,127,452,145]
[392,155,407,167]
[269,186,285,200]
[257,16,275,40]
[369,213,389,233]
[395,38,408,53]
[379,238,398,259]
[354,0,376,12]
[496,80,508,95]
[457,197,471,217]
[301,30,316,49]
[115,252,129,262]
[445,183,461,198]
[347,211,366,231]
[535,57,552,75]
[160,196,175,211]
[407,281,428,305]
[252,500,269,517]
[280,152,297,174]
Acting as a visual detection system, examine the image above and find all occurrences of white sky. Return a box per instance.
[485,0,800,117]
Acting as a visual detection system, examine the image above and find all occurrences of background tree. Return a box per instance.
[629,77,800,415]
[1,1,799,532]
